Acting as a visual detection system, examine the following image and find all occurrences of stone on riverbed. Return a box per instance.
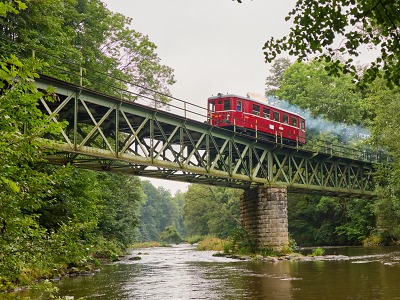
[129,256,142,261]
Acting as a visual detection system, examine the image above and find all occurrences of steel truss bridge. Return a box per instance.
[36,75,376,197]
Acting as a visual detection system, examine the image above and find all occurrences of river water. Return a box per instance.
[2,244,400,300]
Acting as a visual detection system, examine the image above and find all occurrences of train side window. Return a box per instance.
[263,108,270,118]
[273,111,280,122]
[300,120,305,130]
[283,114,289,124]
[224,99,230,110]
[253,104,260,116]
[292,117,298,127]
[209,102,215,112]
[237,100,242,112]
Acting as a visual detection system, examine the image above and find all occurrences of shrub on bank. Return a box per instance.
[196,237,225,251]
[310,247,325,256]
[130,241,163,249]
[187,235,204,245]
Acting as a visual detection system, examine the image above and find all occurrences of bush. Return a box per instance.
[311,247,325,256]
[196,237,225,251]
[363,234,384,246]
[187,235,204,244]
[160,226,182,244]
[228,227,257,255]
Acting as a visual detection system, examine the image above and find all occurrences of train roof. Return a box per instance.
[208,94,305,119]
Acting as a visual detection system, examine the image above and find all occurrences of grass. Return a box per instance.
[130,241,163,249]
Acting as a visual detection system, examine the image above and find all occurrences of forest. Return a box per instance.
[1,0,400,293]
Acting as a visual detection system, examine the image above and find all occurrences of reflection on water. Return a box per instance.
[2,245,400,299]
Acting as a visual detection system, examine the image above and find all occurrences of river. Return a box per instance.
[2,244,400,299]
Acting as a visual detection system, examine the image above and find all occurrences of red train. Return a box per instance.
[207,94,306,145]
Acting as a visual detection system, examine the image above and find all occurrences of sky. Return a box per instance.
[102,0,297,194]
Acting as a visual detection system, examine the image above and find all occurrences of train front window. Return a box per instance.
[224,99,230,110]
[209,101,215,112]
[237,100,242,112]
[273,111,280,122]
[292,117,298,127]
[263,108,270,119]
[253,105,260,116]
[283,114,289,124]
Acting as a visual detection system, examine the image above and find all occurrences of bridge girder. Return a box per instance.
[36,75,375,197]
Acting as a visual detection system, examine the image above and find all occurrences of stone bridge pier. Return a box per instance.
[240,186,289,251]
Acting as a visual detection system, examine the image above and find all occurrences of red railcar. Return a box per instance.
[207,94,306,145]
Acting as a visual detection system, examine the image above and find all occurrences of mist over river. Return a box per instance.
[2,244,400,300]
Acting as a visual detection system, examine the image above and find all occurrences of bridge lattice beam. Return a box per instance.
[36,75,375,197]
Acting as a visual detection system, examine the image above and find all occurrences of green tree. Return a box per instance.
[288,195,375,246]
[96,173,144,247]
[183,185,241,238]
[0,0,175,101]
[0,0,26,17]
[138,181,182,241]
[362,78,400,242]
[0,55,63,289]
[173,190,187,238]
[258,0,400,88]
[276,59,367,125]
[160,225,182,244]
[265,57,291,97]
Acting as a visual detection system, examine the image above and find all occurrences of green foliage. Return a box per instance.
[361,78,400,243]
[288,195,376,246]
[138,181,185,242]
[261,0,400,89]
[0,0,175,101]
[183,184,241,238]
[311,247,325,257]
[187,235,204,245]
[160,225,182,244]
[0,0,177,292]
[276,59,367,125]
[0,55,63,289]
[362,234,384,246]
[0,55,146,290]
[196,237,225,251]
[226,227,257,255]
[265,57,291,97]
[96,173,144,247]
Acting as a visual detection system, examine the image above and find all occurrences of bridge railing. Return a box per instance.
[1,38,386,164]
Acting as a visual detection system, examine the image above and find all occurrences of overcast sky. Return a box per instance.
[102,0,297,194]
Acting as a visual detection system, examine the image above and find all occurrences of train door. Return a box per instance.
[208,100,215,124]
[208,101,215,112]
